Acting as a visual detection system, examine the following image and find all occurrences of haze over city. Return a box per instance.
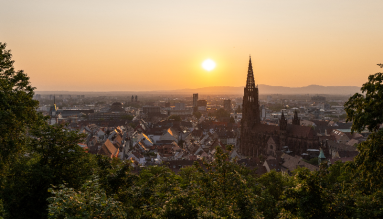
[1,0,383,91]
[4,0,383,218]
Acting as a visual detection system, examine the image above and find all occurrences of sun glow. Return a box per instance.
[202,59,216,71]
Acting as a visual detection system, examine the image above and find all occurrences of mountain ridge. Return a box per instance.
[35,84,361,95]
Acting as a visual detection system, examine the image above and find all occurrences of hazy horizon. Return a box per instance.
[34,84,360,92]
[2,0,383,91]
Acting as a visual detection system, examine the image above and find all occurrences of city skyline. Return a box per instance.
[1,0,383,91]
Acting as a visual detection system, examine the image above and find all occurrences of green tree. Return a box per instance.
[344,72,383,193]
[303,157,319,166]
[214,108,230,119]
[121,114,134,120]
[181,146,261,218]
[193,111,202,120]
[255,170,292,219]
[169,115,181,121]
[345,72,383,133]
[1,124,96,218]
[0,42,43,176]
[47,177,126,219]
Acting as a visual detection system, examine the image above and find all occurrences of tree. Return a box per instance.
[47,177,126,219]
[344,72,383,133]
[121,114,134,120]
[344,72,383,193]
[180,146,261,218]
[214,108,230,119]
[1,124,96,218]
[193,111,202,120]
[303,157,319,166]
[169,115,181,121]
[255,170,293,219]
[0,42,43,176]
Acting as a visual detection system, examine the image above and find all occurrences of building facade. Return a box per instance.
[240,57,320,158]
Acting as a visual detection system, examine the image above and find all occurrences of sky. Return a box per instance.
[1,0,383,91]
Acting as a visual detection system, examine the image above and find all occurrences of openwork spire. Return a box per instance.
[246,56,256,89]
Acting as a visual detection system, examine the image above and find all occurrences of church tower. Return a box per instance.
[279,111,287,131]
[241,57,260,127]
[292,110,300,125]
[240,57,260,156]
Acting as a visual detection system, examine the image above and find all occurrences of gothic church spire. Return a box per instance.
[246,56,256,89]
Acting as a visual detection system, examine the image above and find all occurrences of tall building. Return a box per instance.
[240,57,320,158]
[193,93,198,107]
[241,57,260,127]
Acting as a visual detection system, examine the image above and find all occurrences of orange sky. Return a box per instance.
[1,0,383,91]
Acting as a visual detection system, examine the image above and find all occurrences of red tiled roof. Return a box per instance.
[98,139,119,158]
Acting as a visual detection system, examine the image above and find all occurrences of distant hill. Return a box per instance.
[153,84,361,95]
[36,85,361,96]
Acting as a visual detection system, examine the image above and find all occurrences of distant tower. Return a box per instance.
[241,56,260,127]
[292,110,300,125]
[193,93,198,107]
[135,95,138,102]
[240,57,260,156]
[279,111,288,148]
[131,95,134,102]
[279,111,287,131]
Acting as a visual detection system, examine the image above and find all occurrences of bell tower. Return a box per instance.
[241,57,260,128]
[240,57,260,156]
[292,110,300,125]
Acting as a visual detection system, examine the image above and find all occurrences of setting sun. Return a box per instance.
[202,59,216,71]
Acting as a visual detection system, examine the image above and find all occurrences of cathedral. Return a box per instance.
[240,57,320,158]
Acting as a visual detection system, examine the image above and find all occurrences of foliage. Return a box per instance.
[267,104,285,112]
[0,199,5,219]
[345,72,383,133]
[47,177,126,219]
[128,122,136,129]
[193,111,202,120]
[338,114,347,120]
[347,130,383,193]
[169,115,181,121]
[121,114,134,120]
[344,72,383,194]
[214,108,230,119]
[303,157,319,166]
[0,42,43,176]
[1,124,96,218]
[254,171,293,219]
